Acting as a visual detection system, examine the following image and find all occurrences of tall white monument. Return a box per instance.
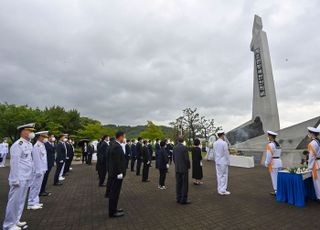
[225,15,320,167]
[250,15,280,132]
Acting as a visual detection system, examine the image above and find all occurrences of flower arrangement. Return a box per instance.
[286,166,309,174]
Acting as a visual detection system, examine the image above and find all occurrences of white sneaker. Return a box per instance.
[27,204,42,210]
[158,185,161,189]
[69,167,73,171]
[224,191,231,195]
[8,225,21,230]
[17,221,27,227]
[59,176,65,181]
[218,192,225,196]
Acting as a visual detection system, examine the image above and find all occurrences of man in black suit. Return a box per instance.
[87,142,94,165]
[108,131,127,218]
[125,140,131,169]
[105,137,115,197]
[54,134,67,186]
[130,139,136,172]
[82,142,88,164]
[63,139,74,175]
[147,140,153,167]
[135,137,143,176]
[155,139,161,169]
[97,135,109,187]
[142,140,151,182]
[40,134,56,196]
[173,137,191,204]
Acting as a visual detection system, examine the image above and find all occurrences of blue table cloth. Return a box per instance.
[276,172,316,207]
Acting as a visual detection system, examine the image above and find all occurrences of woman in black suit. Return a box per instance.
[192,138,203,185]
[158,140,169,189]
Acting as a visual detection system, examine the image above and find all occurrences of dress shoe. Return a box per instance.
[8,225,21,230]
[54,182,63,186]
[27,204,42,210]
[109,212,124,218]
[270,191,276,196]
[40,191,52,196]
[99,183,106,187]
[17,221,27,227]
[180,201,191,205]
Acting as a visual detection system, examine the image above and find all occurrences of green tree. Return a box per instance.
[140,121,164,140]
[77,122,116,140]
[0,103,37,141]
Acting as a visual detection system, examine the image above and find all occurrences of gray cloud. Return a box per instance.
[0,0,320,130]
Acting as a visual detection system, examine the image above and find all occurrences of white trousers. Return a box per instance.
[0,152,7,166]
[28,173,44,206]
[59,163,65,178]
[313,170,320,199]
[216,164,228,193]
[270,168,280,192]
[3,182,29,230]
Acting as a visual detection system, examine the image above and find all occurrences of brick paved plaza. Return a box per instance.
[1,161,319,230]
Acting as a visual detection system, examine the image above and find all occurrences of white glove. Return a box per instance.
[117,173,123,179]
[200,161,203,167]
[147,161,150,165]
[166,164,169,169]
[59,160,64,163]
[11,181,20,187]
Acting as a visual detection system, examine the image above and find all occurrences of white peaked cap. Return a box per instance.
[17,123,36,130]
[267,131,278,136]
[307,127,320,133]
[35,131,49,136]
[217,130,225,135]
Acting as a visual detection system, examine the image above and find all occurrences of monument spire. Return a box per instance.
[250,15,280,132]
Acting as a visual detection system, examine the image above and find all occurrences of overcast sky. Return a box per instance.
[0,0,319,130]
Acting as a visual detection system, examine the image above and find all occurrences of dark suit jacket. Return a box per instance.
[44,142,56,169]
[88,144,94,155]
[108,142,126,178]
[66,142,74,158]
[99,141,109,170]
[136,142,142,160]
[131,144,136,159]
[56,141,67,163]
[125,144,131,157]
[158,147,169,170]
[142,145,149,163]
[173,143,190,173]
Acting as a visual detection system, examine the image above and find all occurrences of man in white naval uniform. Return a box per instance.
[0,138,9,167]
[307,127,320,200]
[27,131,49,210]
[264,131,282,196]
[3,123,36,230]
[213,130,231,195]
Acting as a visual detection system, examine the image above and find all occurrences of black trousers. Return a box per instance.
[125,157,129,169]
[98,167,107,186]
[105,175,111,197]
[130,158,136,171]
[136,159,142,175]
[176,172,189,203]
[82,153,88,164]
[63,157,72,175]
[159,169,167,186]
[108,177,123,216]
[87,154,92,165]
[40,166,52,193]
[54,162,64,184]
[142,163,149,181]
